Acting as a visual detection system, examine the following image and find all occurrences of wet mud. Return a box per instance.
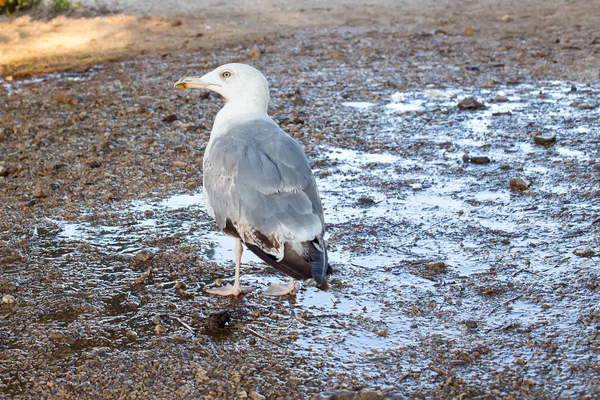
[1,10,600,400]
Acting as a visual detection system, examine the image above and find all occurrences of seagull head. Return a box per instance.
[174,63,270,113]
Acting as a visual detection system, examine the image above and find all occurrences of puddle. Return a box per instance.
[341,101,376,110]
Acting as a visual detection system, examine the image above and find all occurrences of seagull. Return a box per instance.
[174,63,332,297]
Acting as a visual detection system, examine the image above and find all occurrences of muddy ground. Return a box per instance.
[1,0,600,399]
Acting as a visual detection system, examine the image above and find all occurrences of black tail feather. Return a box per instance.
[309,238,332,288]
[245,240,333,290]
[245,242,312,281]
[224,219,333,289]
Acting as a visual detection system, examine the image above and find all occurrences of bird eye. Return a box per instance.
[221,71,232,79]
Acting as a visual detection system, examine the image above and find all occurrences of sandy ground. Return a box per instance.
[1,0,600,399]
[1,0,599,78]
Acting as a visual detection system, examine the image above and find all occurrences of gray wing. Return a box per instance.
[203,118,324,257]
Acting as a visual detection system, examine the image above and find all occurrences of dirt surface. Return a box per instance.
[1,0,600,399]
[1,0,599,78]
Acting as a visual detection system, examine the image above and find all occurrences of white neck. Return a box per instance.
[211,100,268,137]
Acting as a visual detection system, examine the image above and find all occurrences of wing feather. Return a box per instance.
[203,118,324,258]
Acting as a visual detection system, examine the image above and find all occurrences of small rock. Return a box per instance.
[573,248,596,258]
[578,103,599,110]
[0,165,8,177]
[2,294,16,304]
[4,76,13,82]
[494,95,509,102]
[162,114,178,123]
[501,14,513,22]
[170,19,182,27]
[509,178,530,191]
[134,268,153,285]
[316,391,356,400]
[424,262,447,274]
[65,212,77,220]
[375,328,388,337]
[155,324,166,336]
[173,161,187,168]
[247,46,261,60]
[133,250,154,263]
[463,155,491,164]
[457,97,486,110]
[52,93,76,105]
[464,26,474,36]
[532,133,556,147]
[33,184,47,198]
[125,330,138,340]
[195,368,209,383]
[249,391,266,400]
[480,81,495,88]
[359,390,382,400]
[48,331,65,341]
[235,390,248,399]
[88,160,102,169]
[357,197,375,206]
[205,310,231,330]
[465,320,478,329]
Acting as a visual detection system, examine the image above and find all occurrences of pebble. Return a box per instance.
[133,249,154,262]
[249,391,266,400]
[463,155,491,164]
[501,14,513,22]
[33,184,47,198]
[162,114,178,123]
[52,93,76,105]
[195,368,209,382]
[247,46,261,60]
[457,97,486,110]
[155,324,166,336]
[578,103,598,110]
[205,310,231,329]
[533,134,556,147]
[509,178,530,191]
[573,248,596,258]
[465,320,478,329]
[0,165,8,177]
[2,294,16,304]
[125,330,138,340]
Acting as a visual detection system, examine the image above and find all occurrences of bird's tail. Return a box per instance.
[309,237,333,289]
